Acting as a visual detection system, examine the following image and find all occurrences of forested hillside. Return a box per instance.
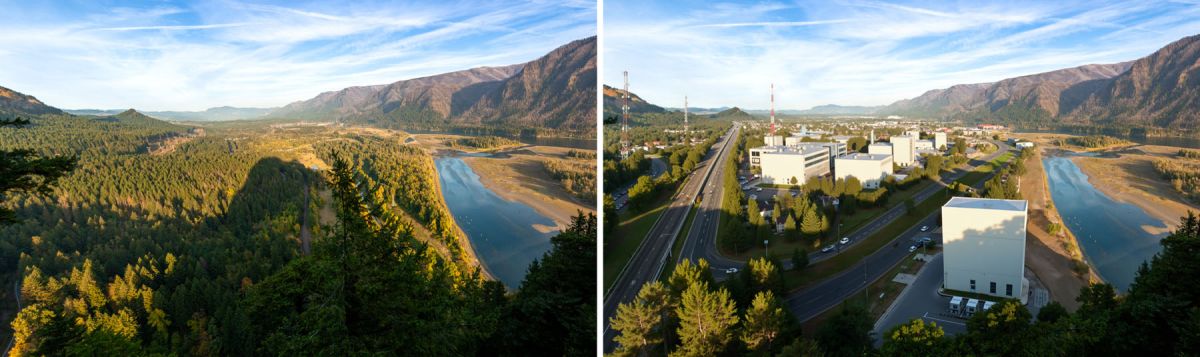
[1,111,594,355]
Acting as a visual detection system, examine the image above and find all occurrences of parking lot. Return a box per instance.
[874,252,1053,345]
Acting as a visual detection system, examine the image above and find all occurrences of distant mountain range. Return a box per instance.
[3,37,596,135]
[67,106,275,121]
[271,36,596,133]
[881,34,1200,128]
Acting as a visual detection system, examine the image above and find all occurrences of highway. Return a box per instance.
[602,124,740,351]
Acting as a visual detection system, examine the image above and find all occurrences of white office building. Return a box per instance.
[891,135,916,167]
[834,153,894,189]
[755,145,831,185]
[765,135,784,146]
[868,142,892,156]
[934,132,947,151]
[915,140,935,150]
[942,197,1029,303]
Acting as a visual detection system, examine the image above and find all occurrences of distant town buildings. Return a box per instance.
[942,197,1029,303]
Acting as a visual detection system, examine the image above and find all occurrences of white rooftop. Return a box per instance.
[944,197,1028,212]
[754,145,827,156]
[838,153,891,161]
[869,142,892,147]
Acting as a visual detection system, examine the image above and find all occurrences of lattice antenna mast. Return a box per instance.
[621,71,631,155]
[683,95,689,134]
[770,83,776,136]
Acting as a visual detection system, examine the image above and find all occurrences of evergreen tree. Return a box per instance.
[0,117,77,224]
[674,282,738,356]
[800,206,822,238]
[791,248,808,272]
[611,282,670,356]
[741,291,784,353]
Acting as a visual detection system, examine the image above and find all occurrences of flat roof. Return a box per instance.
[944,197,1028,212]
[869,142,892,146]
[753,145,827,156]
[837,153,890,161]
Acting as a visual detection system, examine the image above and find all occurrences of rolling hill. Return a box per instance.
[0,85,63,117]
[602,85,666,117]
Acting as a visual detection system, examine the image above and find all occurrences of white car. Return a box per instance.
[839,237,850,245]
[909,245,918,252]
[920,225,930,232]
[821,245,835,253]
[756,187,763,192]
[725,268,739,274]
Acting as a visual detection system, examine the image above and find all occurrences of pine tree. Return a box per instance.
[611,282,670,356]
[741,291,785,353]
[800,206,822,238]
[669,259,713,297]
[0,117,77,224]
[674,282,738,356]
[783,214,798,241]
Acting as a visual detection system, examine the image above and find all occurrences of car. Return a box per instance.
[821,245,835,253]
[920,225,930,232]
[839,237,850,245]
[725,268,739,274]
[756,187,763,192]
[909,245,918,252]
[920,237,933,244]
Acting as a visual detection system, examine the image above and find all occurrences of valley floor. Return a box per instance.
[1070,144,1200,235]
[462,145,595,232]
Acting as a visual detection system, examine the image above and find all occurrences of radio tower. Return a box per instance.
[621,71,631,156]
[770,83,776,136]
[683,95,689,134]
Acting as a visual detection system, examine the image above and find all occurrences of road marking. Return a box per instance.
[922,312,966,326]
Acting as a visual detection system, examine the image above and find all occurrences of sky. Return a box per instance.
[604,0,1200,109]
[0,0,595,111]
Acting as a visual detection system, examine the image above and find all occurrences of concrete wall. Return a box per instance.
[891,136,915,166]
[942,199,1028,300]
[835,155,893,189]
[760,149,830,185]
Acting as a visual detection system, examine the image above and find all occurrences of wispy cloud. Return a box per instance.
[0,1,596,111]
[605,0,1199,109]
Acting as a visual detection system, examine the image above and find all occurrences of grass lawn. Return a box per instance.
[604,182,685,292]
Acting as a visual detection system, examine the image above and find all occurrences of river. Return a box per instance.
[1042,155,1168,292]
[434,157,558,289]
[405,128,595,150]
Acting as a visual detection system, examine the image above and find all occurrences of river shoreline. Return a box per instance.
[1018,145,1101,310]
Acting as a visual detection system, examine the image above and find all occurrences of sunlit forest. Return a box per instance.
[0,112,594,355]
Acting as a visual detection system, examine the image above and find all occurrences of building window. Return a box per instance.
[990,282,996,294]
[970,280,975,290]
[1006,284,1013,296]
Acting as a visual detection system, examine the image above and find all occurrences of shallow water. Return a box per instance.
[1042,155,1168,292]
[434,157,558,289]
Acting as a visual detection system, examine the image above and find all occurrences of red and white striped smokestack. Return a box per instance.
[770,83,776,136]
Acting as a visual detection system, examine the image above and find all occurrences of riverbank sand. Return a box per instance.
[462,145,595,233]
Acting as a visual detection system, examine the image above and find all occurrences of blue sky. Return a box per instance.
[605,0,1200,109]
[0,0,595,111]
